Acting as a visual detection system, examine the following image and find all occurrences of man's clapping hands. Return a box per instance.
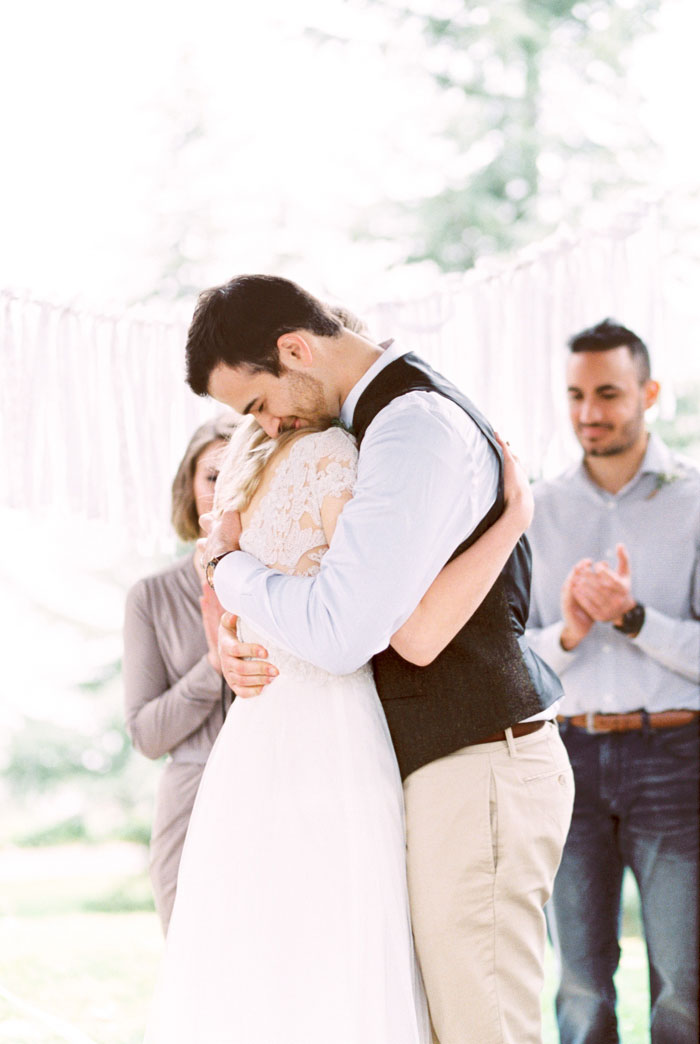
[560,543,636,650]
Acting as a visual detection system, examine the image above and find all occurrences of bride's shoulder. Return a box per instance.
[289,425,358,465]
[259,428,357,492]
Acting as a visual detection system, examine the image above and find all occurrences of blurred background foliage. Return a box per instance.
[3,663,154,861]
[311,0,664,271]
[2,0,698,866]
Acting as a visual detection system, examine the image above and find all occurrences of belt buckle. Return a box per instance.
[586,712,598,735]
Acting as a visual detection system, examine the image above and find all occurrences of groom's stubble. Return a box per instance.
[276,366,337,434]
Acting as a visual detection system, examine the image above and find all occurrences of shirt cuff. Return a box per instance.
[213,549,266,615]
[527,621,577,676]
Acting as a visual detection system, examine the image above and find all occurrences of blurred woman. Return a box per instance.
[123,415,237,933]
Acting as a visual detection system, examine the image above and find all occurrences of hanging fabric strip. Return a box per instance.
[0,206,668,549]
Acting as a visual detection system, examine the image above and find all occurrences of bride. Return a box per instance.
[144,418,533,1044]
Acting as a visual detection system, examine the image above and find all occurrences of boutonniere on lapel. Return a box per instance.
[646,468,684,499]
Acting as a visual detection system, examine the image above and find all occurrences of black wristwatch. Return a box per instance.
[205,552,232,590]
[613,602,645,636]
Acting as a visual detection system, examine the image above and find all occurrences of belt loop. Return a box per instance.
[586,712,596,735]
[559,716,570,735]
[505,727,518,757]
[641,708,651,740]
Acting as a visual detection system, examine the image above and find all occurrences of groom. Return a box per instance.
[190,274,571,1044]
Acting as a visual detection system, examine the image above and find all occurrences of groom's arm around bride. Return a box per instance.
[189,274,572,1044]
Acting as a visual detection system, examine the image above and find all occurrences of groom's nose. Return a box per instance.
[259,414,282,438]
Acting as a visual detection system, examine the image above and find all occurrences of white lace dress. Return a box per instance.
[144,428,430,1044]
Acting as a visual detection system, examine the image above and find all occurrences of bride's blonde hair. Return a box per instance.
[213,416,329,515]
[213,301,364,515]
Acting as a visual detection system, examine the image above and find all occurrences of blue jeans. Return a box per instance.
[547,722,699,1044]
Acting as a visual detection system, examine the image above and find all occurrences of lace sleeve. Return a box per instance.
[313,426,358,504]
[239,426,358,578]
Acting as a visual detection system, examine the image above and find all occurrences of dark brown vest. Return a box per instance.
[353,352,562,779]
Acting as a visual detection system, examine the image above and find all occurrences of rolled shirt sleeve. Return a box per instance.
[632,606,700,684]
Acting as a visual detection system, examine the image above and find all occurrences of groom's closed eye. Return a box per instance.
[243,398,265,416]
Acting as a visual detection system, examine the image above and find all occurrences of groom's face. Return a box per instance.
[208,362,335,439]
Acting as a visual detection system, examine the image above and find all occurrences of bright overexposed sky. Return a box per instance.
[1,0,448,306]
[1,0,699,312]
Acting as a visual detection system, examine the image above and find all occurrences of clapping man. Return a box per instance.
[527,319,700,1044]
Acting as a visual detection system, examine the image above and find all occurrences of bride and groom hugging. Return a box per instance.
[144,275,573,1044]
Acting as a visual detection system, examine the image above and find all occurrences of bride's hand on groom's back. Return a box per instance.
[218,612,279,698]
[494,433,534,532]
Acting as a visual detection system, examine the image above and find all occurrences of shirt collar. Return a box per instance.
[573,431,673,498]
[638,432,675,476]
[340,339,408,428]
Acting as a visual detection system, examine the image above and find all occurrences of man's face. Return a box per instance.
[208,362,334,438]
[566,347,656,458]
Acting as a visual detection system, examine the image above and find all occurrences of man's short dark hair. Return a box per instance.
[185,275,343,396]
[568,318,651,382]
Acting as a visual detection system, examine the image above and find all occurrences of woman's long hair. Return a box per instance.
[213,417,328,516]
[171,414,239,541]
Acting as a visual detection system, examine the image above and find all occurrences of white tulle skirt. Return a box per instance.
[144,628,430,1044]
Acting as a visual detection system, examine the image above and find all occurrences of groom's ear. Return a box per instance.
[277,332,314,369]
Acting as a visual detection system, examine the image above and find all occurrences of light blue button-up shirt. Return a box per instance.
[526,434,700,714]
[214,341,499,675]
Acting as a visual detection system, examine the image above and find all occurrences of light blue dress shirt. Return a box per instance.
[214,341,499,675]
[526,434,700,714]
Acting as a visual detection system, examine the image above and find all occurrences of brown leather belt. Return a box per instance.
[558,710,699,733]
[473,720,547,745]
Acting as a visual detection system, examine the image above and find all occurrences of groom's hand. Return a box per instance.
[219,612,279,698]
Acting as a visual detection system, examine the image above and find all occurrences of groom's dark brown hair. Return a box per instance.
[186,274,342,395]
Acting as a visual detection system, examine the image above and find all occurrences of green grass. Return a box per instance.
[2,873,155,918]
[0,912,162,1044]
[0,843,160,1044]
[0,844,651,1044]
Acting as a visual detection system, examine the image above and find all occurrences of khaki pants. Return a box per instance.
[404,722,573,1044]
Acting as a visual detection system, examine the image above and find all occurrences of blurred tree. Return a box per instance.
[318,0,661,270]
[138,53,224,304]
[2,644,159,848]
[651,383,700,458]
